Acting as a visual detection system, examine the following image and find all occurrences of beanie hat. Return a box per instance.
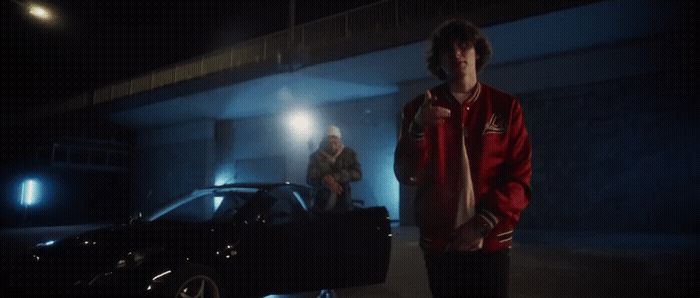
[327,125,342,138]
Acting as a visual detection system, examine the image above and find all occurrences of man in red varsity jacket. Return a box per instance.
[394,19,532,297]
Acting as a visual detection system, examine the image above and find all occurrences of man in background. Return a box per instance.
[307,125,362,212]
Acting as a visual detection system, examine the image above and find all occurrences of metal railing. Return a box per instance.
[15,0,597,123]
[43,0,428,116]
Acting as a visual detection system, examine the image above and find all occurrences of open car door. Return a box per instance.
[259,186,327,294]
[313,206,392,289]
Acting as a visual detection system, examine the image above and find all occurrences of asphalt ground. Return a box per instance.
[282,227,696,298]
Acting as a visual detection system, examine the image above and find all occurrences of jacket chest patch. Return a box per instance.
[482,113,507,135]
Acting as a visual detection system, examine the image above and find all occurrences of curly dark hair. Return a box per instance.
[426,19,493,80]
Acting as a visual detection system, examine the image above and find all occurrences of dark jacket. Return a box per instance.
[307,146,362,211]
[395,82,532,253]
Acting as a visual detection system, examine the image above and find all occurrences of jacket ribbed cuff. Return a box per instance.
[475,208,499,230]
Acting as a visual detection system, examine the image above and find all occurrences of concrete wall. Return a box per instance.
[130,99,404,221]
[482,34,696,234]
[214,95,402,220]
[132,31,697,232]
[128,1,696,233]
[133,120,215,214]
[393,30,696,232]
[518,71,696,234]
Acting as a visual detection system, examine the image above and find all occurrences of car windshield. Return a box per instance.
[148,187,260,223]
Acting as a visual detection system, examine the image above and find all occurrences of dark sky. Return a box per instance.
[1,0,380,112]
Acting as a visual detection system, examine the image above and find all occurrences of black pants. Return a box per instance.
[313,186,353,212]
[424,249,510,298]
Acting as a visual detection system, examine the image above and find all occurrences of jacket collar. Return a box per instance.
[320,145,345,163]
[437,81,482,106]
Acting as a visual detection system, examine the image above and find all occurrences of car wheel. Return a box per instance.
[174,274,221,298]
[159,265,225,298]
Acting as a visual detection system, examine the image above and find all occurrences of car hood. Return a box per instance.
[33,221,241,267]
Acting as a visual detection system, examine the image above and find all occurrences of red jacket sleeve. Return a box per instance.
[394,99,428,185]
[477,98,532,227]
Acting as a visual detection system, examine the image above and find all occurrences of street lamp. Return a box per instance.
[288,111,314,140]
[10,1,55,22]
[28,4,52,21]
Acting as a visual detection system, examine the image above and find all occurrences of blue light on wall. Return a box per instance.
[381,150,400,220]
[214,168,235,186]
[20,179,41,206]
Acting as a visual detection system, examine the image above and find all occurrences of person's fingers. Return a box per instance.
[420,89,457,127]
[454,239,481,251]
[467,239,484,251]
[323,175,334,185]
[423,90,439,106]
[331,182,342,193]
[421,106,450,125]
[432,106,451,118]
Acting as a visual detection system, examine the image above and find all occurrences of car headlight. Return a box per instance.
[115,247,163,269]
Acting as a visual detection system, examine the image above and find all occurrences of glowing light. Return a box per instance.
[152,270,172,281]
[288,111,313,139]
[28,5,52,21]
[214,169,234,186]
[20,179,40,206]
[36,240,55,246]
[292,191,308,211]
[213,196,223,211]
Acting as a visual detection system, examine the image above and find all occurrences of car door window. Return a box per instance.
[151,188,259,223]
[153,193,216,222]
[210,190,256,222]
[267,186,309,225]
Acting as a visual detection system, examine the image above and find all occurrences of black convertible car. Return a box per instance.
[8,183,392,297]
